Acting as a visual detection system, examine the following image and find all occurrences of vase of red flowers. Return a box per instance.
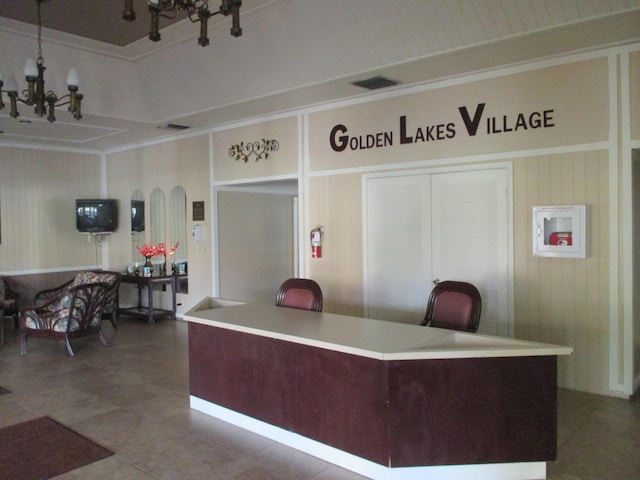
[137,243,158,273]
[136,242,180,276]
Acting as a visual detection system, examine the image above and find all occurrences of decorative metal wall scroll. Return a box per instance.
[229,139,279,163]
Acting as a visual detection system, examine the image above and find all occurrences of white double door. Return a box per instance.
[364,167,511,336]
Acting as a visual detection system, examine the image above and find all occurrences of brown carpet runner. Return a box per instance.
[0,416,113,480]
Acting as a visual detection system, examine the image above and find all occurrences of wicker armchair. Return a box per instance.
[35,271,121,329]
[20,282,109,356]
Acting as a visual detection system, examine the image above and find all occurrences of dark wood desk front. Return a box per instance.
[186,302,573,478]
[119,273,186,324]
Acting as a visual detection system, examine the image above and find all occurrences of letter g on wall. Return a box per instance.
[329,124,349,152]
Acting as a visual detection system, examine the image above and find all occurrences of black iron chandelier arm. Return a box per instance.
[125,0,242,45]
[188,8,216,23]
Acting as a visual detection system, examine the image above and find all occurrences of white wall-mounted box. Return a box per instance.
[532,205,586,258]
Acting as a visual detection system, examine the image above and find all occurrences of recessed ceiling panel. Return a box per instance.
[0,115,128,146]
[0,0,188,46]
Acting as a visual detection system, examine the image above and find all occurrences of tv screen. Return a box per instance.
[131,200,145,232]
[76,199,118,233]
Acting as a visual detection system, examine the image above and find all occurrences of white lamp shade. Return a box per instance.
[5,77,18,92]
[67,68,79,88]
[24,58,38,77]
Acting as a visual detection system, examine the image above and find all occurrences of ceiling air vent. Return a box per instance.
[351,76,400,90]
[158,123,190,131]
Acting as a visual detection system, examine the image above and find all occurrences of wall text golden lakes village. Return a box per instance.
[329,103,555,152]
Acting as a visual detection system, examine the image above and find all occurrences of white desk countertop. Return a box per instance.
[184,298,573,360]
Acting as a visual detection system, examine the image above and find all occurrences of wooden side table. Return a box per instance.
[118,273,186,324]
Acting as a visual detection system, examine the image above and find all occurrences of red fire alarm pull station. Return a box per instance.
[311,226,323,258]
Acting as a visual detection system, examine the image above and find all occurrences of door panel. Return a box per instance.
[218,190,294,304]
[431,169,508,336]
[365,168,510,335]
[365,175,431,324]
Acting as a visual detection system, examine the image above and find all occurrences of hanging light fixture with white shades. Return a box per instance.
[0,0,83,123]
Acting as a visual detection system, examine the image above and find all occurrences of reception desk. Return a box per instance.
[185,299,572,480]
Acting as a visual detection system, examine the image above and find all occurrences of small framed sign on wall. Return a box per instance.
[193,201,205,221]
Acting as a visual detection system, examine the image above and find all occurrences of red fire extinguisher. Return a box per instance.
[311,226,323,258]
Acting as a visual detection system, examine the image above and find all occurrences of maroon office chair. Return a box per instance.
[420,280,482,332]
[275,278,323,312]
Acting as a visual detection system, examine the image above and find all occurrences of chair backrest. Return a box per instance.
[84,271,121,314]
[275,278,323,312]
[420,281,482,332]
[64,282,109,332]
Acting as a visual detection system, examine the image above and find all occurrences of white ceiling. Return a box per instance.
[0,0,639,152]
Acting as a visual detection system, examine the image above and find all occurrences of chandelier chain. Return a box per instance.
[36,0,44,64]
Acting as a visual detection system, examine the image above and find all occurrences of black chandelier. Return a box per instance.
[123,0,243,47]
[0,0,83,123]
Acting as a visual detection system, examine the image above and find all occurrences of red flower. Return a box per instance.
[136,243,159,257]
[136,242,179,258]
[155,243,167,256]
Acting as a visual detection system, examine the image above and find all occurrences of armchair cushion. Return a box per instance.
[79,271,121,328]
[24,288,83,332]
[73,271,115,287]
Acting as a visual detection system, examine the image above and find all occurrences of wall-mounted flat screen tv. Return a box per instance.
[76,199,118,233]
[131,200,145,232]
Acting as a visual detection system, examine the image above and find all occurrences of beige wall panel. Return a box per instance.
[106,134,211,314]
[307,174,364,317]
[309,150,609,394]
[633,150,640,390]
[212,116,299,182]
[0,147,101,272]
[513,151,609,394]
[630,51,640,141]
[309,59,609,171]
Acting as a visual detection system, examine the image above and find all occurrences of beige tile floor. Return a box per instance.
[0,317,638,480]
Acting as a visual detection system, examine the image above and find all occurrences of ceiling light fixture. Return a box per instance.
[123,0,242,47]
[0,0,83,123]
